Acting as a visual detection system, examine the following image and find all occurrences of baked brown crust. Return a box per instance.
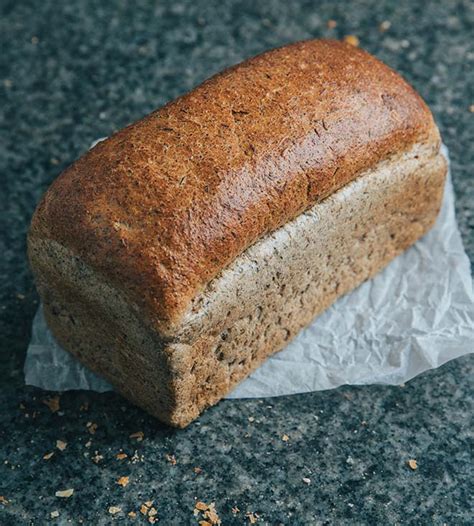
[29,39,438,330]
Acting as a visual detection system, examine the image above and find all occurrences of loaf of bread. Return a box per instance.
[28,39,446,427]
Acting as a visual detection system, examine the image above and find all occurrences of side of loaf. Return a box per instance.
[28,39,446,427]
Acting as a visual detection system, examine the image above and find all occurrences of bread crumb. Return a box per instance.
[302,477,311,484]
[282,434,289,442]
[85,440,92,448]
[469,104,474,113]
[140,504,149,515]
[56,440,67,451]
[0,496,9,505]
[193,466,202,474]
[144,501,154,508]
[379,20,391,32]
[408,459,418,470]
[165,453,177,465]
[148,507,157,517]
[50,510,59,518]
[117,476,130,487]
[327,19,337,29]
[116,452,128,460]
[148,518,157,524]
[232,506,240,514]
[92,452,104,464]
[129,431,144,442]
[195,502,221,525]
[246,512,258,524]
[343,35,360,47]
[43,397,60,413]
[55,488,74,498]
[248,416,255,422]
[108,506,122,515]
[86,422,98,434]
[128,511,137,518]
[43,452,54,460]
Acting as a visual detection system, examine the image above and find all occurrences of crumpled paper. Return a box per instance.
[24,145,474,398]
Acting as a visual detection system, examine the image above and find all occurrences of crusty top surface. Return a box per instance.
[30,39,438,331]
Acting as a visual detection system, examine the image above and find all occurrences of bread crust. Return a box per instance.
[29,39,439,332]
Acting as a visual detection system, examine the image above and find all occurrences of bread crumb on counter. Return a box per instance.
[327,19,337,29]
[343,35,360,47]
[56,440,67,451]
[129,431,144,442]
[55,488,74,498]
[379,20,391,32]
[408,459,418,470]
[117,476,129,487]
[43,396,60,413]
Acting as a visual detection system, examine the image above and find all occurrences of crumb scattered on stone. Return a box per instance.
[195,502,221,525]
[16,293,26,300]
[43,396,60,413]
[469,104,474,113]
[246,512,258,524]
[248,417,255,422]
[43,452,55,460]
[165,454,177,465]
[193,466,202,474]
[131,451,144,463]
[116,452,128,460]
[55,489,74,498]
[232,506,240,514]
[86,422,98,434]
[92,452,104,464]
[408,459,418,470]
[56,440,67,451]
[108,506,122,515]
[117,476,130,487]
[85,440,92,448]
[0,496,9,505]
[343,35,360,47]
[128,511,137,518]
[327,19,337,29]
[282,434,289,442]
[379,20,391,32]
[140,504,149,515]
[129,431,144,442]
[302,477,311,485]
[361,421,368,426]
[50,510,59,518]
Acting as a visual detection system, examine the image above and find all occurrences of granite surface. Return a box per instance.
[0,0,473,524]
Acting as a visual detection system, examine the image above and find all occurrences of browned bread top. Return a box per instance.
[29,39,439,332]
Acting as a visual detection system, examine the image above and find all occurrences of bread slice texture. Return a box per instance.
[28,139,446,427]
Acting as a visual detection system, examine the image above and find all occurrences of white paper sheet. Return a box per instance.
[24,145,474,398]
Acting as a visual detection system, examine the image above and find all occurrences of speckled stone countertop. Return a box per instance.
[1,1,473,524]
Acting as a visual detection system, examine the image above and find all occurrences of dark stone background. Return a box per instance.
[1,0,472,524]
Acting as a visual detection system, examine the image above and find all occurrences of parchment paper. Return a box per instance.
[24,145,474,398]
